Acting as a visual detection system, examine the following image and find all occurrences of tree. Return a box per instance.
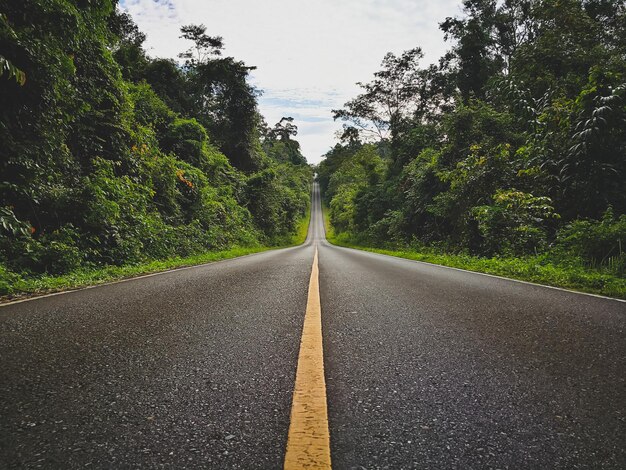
[262,117,307,165]
[108,8,148,82]
[142,58,190,114]
[439,0,541,101]
[178,24,223,64]
[267,116,298,141]
[333,48,430,141]
[178,24,261,171]
[561,73,626,218]
[510,0,613,96]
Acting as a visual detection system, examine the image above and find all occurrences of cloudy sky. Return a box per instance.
[120,0,461,163]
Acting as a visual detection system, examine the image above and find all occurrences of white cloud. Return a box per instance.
[121,0,461,163]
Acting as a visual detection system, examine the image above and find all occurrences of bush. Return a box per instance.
[244,164,310,242]
[0,264,23,295]
[472,189,559,256]
[82,157,153,264]
[34,225,84,274]
[128,82,176,134]
[555,208,626,274]
[161,117,210,167]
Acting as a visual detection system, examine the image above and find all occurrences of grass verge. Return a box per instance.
[323,205,626,300]
[1,210,312,303]
[292,205,311,245]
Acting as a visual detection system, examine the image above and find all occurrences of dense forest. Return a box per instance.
[0,1,311,294]
[319,0,625,285]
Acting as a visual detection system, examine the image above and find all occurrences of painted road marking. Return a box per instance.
[0,249,285,308]
[284,247,332,469]
[333,245,626,304]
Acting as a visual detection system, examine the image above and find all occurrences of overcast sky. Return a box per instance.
[120,0,461,163]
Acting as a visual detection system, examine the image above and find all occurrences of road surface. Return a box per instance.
[1,183,625,468]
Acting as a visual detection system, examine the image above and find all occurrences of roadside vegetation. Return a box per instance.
[324,200,626,299]
[319,0,626,299]
[1,209,310,300]
[0,2,312,298]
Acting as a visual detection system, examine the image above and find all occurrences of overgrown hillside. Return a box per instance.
[0,1,311,295]
[319,0,625,296]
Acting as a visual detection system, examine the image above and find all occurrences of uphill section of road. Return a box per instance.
[1,182,625,469]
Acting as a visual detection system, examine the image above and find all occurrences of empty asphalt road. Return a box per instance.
[1,183,625,469]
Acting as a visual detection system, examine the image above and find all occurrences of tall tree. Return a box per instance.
[333,48,429,141]
[262,117,307,165]
[179,24,261,171]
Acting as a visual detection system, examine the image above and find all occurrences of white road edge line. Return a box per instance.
[0,247,299,308]
[331,243,626,304]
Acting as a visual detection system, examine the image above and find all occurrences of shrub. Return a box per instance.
[34,225,84,274]
[472,189,559,256]
[556,208,626,274]
[161,118,210,167]
[0,264,23,296]
[82,158,153,264]
[128,82,176,134]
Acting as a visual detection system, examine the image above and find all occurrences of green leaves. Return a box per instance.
[0,13,25,85]
[332,48,428,141]
[0,56,26,85]
[472,189,559,255]
[0,207,31,237]
[179,24,223,65]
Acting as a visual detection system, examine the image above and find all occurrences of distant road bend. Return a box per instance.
[1,183,625,469]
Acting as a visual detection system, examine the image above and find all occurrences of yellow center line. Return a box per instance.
[284,247,332,469]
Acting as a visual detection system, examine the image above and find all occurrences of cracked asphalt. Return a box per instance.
[1,183,625,468]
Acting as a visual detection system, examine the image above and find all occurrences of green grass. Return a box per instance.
[292,205,311,245]
[323,206,626,300]
[321,203,334,241]
[1,211,312,303]
[0,246,269,302]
